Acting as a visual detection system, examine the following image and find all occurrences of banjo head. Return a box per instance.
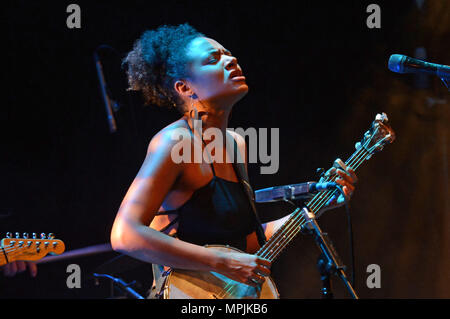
[162,245,279,299]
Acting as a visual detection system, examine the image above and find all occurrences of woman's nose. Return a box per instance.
[225,55,238,70]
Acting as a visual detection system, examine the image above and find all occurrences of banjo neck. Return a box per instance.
[255,113,395,263]
[254,149,367,263]
[256,151,367,262]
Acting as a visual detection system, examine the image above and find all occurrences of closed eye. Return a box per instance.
[206,52,220,64]
[207,57,218,64]
[205,49,232,64]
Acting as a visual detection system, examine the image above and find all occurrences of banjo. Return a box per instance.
[151,113,395,299]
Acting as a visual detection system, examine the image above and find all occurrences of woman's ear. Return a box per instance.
[174,80,195,98]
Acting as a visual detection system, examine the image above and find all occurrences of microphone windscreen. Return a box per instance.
[388,54,406,73]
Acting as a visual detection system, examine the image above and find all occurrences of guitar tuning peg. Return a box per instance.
[23,232,29,239]
[6,232,12,238]
[355,142,361,150]
[376,113,388,122]
[316,168,325,178]
[15,232,20,238]
[47,233,55,239]
[32,233,37,239]
[40,233,46,239]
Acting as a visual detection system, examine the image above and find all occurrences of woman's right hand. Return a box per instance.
[214,250,271,287]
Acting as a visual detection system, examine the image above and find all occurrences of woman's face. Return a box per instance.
[183,37,249,108]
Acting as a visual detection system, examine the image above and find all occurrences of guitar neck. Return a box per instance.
[256,147,371,263]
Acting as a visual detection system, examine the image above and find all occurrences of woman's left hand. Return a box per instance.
[319,158,358,212]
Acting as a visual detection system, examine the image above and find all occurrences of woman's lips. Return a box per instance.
[230,75,246,81]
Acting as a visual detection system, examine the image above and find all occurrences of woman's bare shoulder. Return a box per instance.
[147,118,190,155]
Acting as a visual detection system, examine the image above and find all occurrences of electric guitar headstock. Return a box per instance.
[1,232,65,266]
[354,112,396,161]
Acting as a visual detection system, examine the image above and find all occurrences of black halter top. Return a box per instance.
[156,120,262,252]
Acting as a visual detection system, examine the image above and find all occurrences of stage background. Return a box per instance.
[0,0,448,299]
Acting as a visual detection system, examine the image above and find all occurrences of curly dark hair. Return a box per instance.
[122,23,204,112]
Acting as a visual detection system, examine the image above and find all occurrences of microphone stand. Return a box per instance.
[300,207,359,299]
[317,253,333,299]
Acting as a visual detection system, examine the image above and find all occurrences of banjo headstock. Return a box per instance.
[355,113,395,160]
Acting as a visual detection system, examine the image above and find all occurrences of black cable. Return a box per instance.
[335,185,355,288]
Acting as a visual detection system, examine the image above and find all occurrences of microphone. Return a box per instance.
[254,182,337,203]
[94,50,118,133]
[388,54,450,79]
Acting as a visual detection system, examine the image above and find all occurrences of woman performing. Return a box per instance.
[110,23,357,298]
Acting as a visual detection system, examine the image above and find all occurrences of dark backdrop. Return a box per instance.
[0,0,448,299]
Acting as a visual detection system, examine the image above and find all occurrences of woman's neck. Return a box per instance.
[185,100,232,136]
